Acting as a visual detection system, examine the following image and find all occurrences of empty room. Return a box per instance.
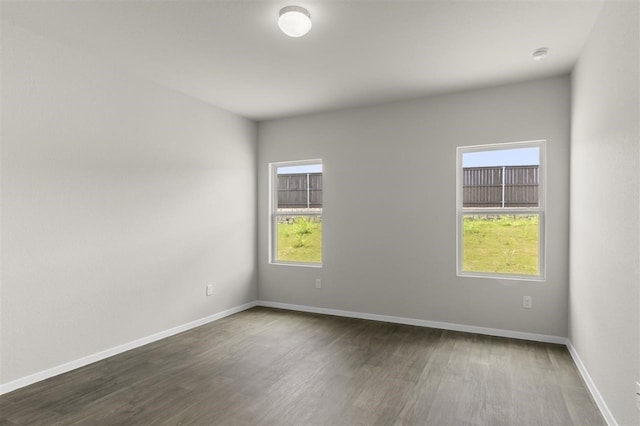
[1,1,638,425]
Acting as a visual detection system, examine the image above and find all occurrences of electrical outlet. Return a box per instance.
[636,382,640,410]
[206,284,213,296]
[523,296,533,309]
[315,278,322,289]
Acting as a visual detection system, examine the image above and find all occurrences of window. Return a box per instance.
[456,141,545,280]
[270,159,323,267]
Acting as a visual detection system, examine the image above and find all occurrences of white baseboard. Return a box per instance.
[256,300,567,344]
[566,341,618,426]
[0,301,257,396]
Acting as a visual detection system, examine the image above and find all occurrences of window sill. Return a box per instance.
[457,271,546,282]
[270,261,323,269]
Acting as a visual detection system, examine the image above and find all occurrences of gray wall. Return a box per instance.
[258,76,571,337]
[570,1,639,424]
[1,22,258,384]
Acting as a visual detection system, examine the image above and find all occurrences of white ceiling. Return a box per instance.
[2,1,604,121]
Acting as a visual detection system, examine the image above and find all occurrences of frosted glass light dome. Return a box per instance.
[278,6,312,37]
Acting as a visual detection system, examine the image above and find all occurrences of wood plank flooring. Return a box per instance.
[0,307,605,425]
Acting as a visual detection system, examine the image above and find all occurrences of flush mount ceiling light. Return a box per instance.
[531,47,549,61]
[278,6,312,37]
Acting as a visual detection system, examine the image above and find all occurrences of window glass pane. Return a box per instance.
[271,160,323,266]
[276,165,323,211]
[462,214,539,275]
[276,215,322,263]
[462,147,539,208]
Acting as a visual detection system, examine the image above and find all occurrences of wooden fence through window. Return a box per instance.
[277,173,323,209]
[277,167,537,209]
[463,165,539,208]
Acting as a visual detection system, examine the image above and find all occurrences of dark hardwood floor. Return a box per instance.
[0,307,605,425]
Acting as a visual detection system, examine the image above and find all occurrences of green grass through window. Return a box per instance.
[277,217,322,264]
[463,215,539,275]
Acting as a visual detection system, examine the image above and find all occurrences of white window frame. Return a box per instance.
[269,159,323,268]
[456,140,546,281]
